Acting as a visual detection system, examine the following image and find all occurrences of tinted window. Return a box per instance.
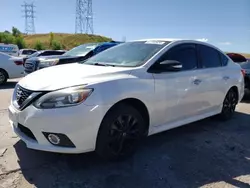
[199,45,221,68]
[220,53,229,66]
[54,51,65,55]
[39,51,62,56]
[22,50,36,55]
[157,44,198,71]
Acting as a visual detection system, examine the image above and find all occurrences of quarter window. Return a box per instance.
[157,44,198,71]
[199,45,221,68]
[219,53,229,66]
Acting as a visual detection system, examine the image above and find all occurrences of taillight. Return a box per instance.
[241,69,246,77]
[14,61,23,66]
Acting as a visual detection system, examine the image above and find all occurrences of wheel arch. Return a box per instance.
[0,68,9,79]
[101,98,150,133]
[229,86,239,103]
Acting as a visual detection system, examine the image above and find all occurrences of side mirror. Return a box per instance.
[149,60,182,73]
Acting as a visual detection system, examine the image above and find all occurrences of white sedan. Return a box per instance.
[8,39,245,160]
[0,52,24,85]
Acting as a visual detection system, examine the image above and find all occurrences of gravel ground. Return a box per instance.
[0,79,250,188]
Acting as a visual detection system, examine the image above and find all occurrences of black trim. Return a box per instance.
[18,124,36,141]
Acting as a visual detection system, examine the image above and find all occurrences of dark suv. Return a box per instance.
[24,41,122,74]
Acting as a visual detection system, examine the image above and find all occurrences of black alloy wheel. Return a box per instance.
[96,104,146,161]
[220,89,238,120]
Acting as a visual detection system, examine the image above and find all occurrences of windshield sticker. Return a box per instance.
[145,41,165,45]
[86,46,96,49]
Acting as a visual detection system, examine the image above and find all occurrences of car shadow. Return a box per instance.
[0,81,17,90]
[241,94,250,103]
[14,111,250,188]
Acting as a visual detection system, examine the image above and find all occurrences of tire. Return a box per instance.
[0,69,8,85]
[96,104,147,161]
[218,89,238,121]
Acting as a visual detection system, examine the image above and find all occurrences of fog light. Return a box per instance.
[48,134,60,145]
[43,132,76,148]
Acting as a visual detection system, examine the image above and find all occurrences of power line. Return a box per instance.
[75,0,94,34]
[22,2,36,34]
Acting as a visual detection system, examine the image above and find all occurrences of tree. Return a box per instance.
[49,32,54,47]
[51,40,62,50]
[34,41,45,50]
[0,32,15,44]
[15,36,26,49]
[12,27,22,37]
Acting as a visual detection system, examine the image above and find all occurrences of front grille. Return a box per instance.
[18,124,36,141]
[24,60,39,73]
[16,85,33,106]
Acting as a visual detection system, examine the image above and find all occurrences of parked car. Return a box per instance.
[18,49,37,58]
[23,41,123,74]
[22,50,67,64]
[9,39,245,160]
[227,53,250,92]
[0,52,24,85]
[0,43,19,56]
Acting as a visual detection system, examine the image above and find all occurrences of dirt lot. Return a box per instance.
[0,79,250,188]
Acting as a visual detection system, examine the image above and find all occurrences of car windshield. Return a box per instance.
[240,61,250,69]
[83,41,169,67]
[63,43,98,57]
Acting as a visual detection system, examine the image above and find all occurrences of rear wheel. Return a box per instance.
[96,104,147,161]
[219,89,238,121]
[0,69,8,85]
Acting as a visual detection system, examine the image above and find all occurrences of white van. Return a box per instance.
[0,43,19,56]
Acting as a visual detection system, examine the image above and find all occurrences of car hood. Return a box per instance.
[18,63,134,91]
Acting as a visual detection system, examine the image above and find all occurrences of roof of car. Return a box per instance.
[98,41,124,46]
[133,38,209,42]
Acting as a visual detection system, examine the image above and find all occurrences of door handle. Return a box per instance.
[223,76,230,81]
[193,79,202,85]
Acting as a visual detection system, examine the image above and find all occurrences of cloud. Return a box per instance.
[218,42,232,45]
[196,38,208,42]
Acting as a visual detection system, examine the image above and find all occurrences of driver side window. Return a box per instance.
[156,44,198,71]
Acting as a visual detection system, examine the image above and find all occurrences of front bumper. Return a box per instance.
[8,103,110,154]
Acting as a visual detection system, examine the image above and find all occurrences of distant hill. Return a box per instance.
[239,53,250,59]
[23,33,112,50]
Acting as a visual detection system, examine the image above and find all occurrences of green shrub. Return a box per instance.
[49,32,54,47]
[51,40,62,50]
[0,32,15,44]
[15,36,26,49]
[34,41,45,50]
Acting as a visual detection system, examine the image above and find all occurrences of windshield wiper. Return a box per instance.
[93,62,116,67]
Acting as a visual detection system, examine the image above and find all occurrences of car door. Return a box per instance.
[150,43,207,126]
[197,44,228,110]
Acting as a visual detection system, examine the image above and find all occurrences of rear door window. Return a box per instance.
[198,45,221,68]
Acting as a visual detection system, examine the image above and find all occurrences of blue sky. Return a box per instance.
[1,0,250,53]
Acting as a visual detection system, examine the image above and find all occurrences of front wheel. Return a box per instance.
[219,89,238,121]
[96,104,147,161]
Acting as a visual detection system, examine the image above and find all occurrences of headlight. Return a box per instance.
[40,58,59,66]
[33,86,93,109]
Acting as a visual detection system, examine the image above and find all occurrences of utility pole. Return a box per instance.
[75,0,94,34]
[22,2,36,34]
